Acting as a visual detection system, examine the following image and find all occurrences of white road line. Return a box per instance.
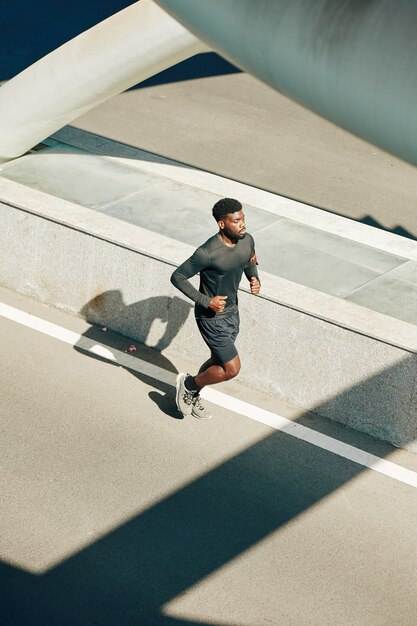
[2,300,417,490]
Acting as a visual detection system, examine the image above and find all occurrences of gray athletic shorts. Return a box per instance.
[196,312,240,364]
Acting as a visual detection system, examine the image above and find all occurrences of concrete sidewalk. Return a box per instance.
[0,128,416,326]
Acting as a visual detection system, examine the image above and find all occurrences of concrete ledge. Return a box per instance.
[52,126,417,262]
[0,177,416,451]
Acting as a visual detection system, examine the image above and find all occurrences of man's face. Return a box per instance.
[219,210,246,240]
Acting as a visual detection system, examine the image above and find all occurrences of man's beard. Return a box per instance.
[224,227,246,242]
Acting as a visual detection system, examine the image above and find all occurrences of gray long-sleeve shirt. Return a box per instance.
[171,232,259,319]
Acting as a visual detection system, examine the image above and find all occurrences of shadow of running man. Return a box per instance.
[75,290,193,419]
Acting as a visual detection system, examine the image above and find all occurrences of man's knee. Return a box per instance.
[223,357,240,380]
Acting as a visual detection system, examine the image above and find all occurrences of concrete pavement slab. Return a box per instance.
[253,219,405,298]
[100,178,280,247]
[0,146,162,210]
[389,260,417,285]
[347,260,417,325]
[257,218,407,274]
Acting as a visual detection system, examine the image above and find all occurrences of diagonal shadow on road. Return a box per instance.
[1,309,416,624]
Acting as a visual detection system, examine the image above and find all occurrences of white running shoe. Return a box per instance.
[175,373,195,417]
[191,394,212,420]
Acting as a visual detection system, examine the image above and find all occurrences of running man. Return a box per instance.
[170,197,261,419]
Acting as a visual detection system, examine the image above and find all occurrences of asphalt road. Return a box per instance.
[2,285,417,626]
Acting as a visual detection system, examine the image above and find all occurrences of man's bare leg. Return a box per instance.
[197,353,219,375]
[194,354,241,390]
[177,355,240,419]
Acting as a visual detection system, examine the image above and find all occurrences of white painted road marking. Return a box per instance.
[1,300,417,490]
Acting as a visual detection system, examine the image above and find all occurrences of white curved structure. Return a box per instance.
[1,0,417,166]
[0,1,206,163]
[155,0,417,167]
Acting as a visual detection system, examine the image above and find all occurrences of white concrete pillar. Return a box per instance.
[0,0,207,163]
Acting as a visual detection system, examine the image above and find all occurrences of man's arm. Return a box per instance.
[170,247,212,308]
[171,248,228,313]
[244,240,261,294]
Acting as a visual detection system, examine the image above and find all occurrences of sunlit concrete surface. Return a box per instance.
[1,285,417,625]
[1,136,415,326]
[73,71,417,242]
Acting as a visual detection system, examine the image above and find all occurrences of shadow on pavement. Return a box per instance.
[0,413,387,625]
[75,290,193,419]
[1,288,415,623]
[360,215,416,242]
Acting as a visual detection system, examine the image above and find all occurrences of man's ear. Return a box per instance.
[218,219,225,230]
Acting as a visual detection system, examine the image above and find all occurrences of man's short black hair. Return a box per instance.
[212,198,242,222]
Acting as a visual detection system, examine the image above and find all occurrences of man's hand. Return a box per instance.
[209,295,227,313]
[249,277,260,295]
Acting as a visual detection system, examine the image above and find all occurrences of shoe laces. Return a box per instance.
[193,394,204,410]
[182,388,196,405]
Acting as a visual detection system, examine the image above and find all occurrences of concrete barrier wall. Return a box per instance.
[0,187,416,451]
